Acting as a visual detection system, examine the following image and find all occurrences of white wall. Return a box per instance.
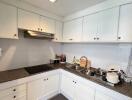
[62,43,132,71]
[0,35,62,71]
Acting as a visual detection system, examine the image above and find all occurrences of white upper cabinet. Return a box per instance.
[82,7,119,42]
[53,21,63,42]
[98,7,119,42]
[118,3,132,42]
[18,9,55,33]
[63,18,83,42]
[0,2,18,39]
[18,9,40,31]
[82,13,99,42]
[39,16,55,34]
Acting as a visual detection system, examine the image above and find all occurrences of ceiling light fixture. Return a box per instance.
[49,0,57,3]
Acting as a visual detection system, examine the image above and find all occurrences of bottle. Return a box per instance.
[72,56,76,64]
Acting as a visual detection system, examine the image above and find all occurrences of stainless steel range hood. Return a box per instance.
[20,29,55,40]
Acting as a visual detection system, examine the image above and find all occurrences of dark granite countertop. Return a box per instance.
[0,63,132,98]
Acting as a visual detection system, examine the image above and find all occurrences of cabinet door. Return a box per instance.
[27,78,45,100]
[95,90,114,100]
[40,16,55,33]
[0,3,18,39]
[53,21,63,42]
[44,74,59,95]
[61,75,75,99]
[18,9,40,31]
[74,82,95,100]
[118,3,132,42]
[98,7,119,42]
[63,18,83,42]
[82,13,98,42]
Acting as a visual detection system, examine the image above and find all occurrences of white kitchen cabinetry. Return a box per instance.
[18,9,55,34]
[118,3,132,42]
[0,2,18,39]
[82,13,99,42]
[82,7,119,42]
[95,90,114,100]
[40,16,55,34]
[63,18,83,42]
[95,84,132,100]
[27,73,59,100]
[0,84,27,100]
[18,9,40,31]
[98,7,119,42]
[61,74,75,99]
[53,21,63,42]
[61,71,95,100]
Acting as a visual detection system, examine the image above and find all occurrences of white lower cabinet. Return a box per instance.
[61,75,75,99]
[0,84,27,100]
[61,71,95,100]
[60,70,131,100]
[95,90,113,100]
[95,85,132,100]
[27,73,60,100]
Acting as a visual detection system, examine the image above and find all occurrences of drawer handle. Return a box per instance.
[47,78,48,80]
[13,89,16,91]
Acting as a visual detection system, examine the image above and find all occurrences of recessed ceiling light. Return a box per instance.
[49,0,57,3]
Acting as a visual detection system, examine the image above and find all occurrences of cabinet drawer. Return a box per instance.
[0,84,26,98]
[0,91,26,100]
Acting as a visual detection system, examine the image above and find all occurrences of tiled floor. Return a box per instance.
[49,94,68,100]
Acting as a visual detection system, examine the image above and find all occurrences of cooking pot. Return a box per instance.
[106,72,119,84]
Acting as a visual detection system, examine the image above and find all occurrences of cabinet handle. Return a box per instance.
[69,39,73,41]
[118,37,121,40]
[47,78,48,80]
[13,96,16,98]
[14,34,17,37]
[94,37,96,40]
[97,37,99,40]
[44,79,46,81]
[38,28,40,31]
[41,29,43,31]
[13,89,16,92]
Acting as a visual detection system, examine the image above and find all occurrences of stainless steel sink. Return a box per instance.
[25,65,54,75]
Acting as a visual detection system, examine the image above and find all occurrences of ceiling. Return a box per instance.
[21,0,106,17]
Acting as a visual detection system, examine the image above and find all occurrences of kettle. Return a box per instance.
[106,65,120,84]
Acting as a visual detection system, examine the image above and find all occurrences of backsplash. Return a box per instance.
[62,43,132,71]
[0,36,131,73]
[0,38,61,71]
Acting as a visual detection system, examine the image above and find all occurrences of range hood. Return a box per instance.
[21,29,55,40]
